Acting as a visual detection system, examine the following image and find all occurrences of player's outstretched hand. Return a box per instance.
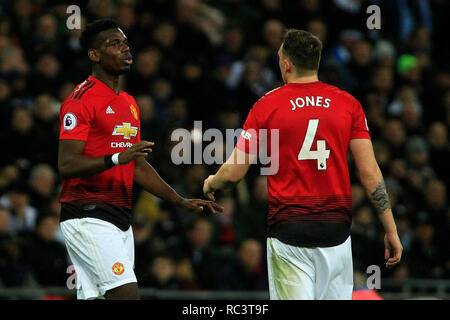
[384,232,403,268]
[180,198,224,214]
[118,141,154,164]
[203,175,216,201]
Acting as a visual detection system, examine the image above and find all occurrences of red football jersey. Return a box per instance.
[236,81,370,246]
[58,76,141,229]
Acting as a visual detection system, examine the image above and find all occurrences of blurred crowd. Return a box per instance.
[0,0,449,293]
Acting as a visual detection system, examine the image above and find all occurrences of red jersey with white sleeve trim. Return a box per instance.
[58,76,141,230]
[236,81,370,247]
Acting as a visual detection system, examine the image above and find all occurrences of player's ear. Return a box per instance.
[88,48,100,63]
[284,58,292,74]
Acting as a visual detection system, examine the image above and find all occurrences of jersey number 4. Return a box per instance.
[298,119,330,170]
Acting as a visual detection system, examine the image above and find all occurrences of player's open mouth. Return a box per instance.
[122,55,133,65]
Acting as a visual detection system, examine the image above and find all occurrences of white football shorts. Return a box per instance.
[60,218,137,300]
[267,236,353,300]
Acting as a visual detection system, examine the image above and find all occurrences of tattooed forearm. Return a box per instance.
[370,180,391,214]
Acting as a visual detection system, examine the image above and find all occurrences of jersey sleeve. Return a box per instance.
[350,100,371,140]
[59,99,94,141]
[236,103,261,154]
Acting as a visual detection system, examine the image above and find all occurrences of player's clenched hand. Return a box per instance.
[118,141,154,164]
[203,175,216,201]
[384,232,403,268]
[179,198,224,214]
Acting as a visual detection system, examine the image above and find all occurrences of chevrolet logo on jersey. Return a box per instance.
[112,122,138,140]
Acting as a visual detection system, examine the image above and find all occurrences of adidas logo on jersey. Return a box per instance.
[106,106,115,114]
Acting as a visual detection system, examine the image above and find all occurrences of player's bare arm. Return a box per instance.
[370,179,391,213]
[203,147,254,201]
[134,157,223,214]
[350,138,403,268]
[58,139,153,179]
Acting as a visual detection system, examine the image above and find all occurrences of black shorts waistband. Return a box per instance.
[60,202,132,231]
[267,220,350,247]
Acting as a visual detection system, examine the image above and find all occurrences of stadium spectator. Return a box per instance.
[23,14,61,64]
[1,107,40,167]
[28,164,57,213]
[214,195,237,248]
[0,165,19,195]
[176,216,222,289]
[132,213,164,282]
[0,206,34,287]
[21,214,68,286]
[422,179,447,225]
[174,256,200,290]
[408,212,442,278]
[427,122,449,186]
[0,183,38,232]
[351,205,383,272]
[237,176,268,245]
[216,238,267,291]
[139,254,179,289]
[395,207,414,254]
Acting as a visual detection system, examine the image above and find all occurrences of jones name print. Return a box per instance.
[290,96,332,110]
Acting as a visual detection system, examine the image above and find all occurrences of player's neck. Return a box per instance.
[287,73,318,84]
[91,68,121,94]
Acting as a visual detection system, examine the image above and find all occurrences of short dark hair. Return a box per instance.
[282,29,323,74]
[80,19,120,52]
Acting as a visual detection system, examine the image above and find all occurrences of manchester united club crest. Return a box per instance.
[112,262,124,275]
[129,104,138,120]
